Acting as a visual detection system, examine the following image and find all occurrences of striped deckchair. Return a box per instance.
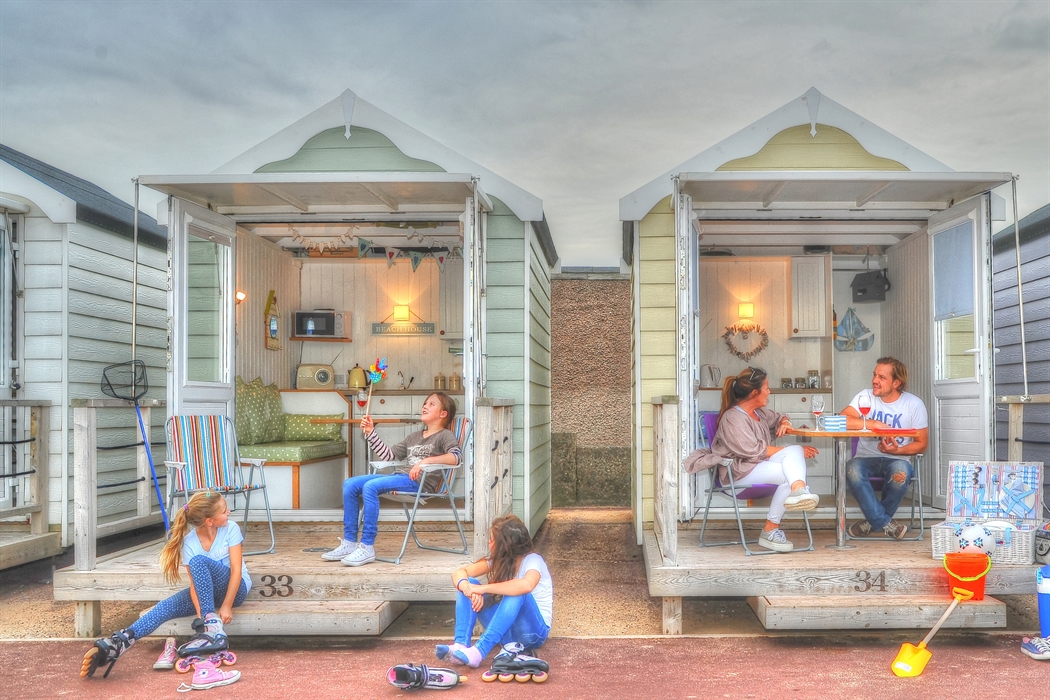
[165,414,275,555]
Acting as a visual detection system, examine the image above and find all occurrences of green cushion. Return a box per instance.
[234,377,263,445]
[260,383,286,443]
[238,440,347,463]
[284,413,343,441]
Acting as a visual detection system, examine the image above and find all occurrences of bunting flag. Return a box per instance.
[386,249,398,267]
[408,250,426,271]
[434,250,447,272]
[358,238,373,257]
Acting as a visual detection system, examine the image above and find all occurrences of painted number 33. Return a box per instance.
[258,574,294,597]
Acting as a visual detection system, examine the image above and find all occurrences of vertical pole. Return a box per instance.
[137,406,152,517]
[73,405,101,636]
[1008,403,1023,462]
[1009,178,1029,397]
[30,405,50,536]
[826,437,856,550]
[132,179,139,362]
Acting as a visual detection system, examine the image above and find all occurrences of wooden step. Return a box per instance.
[747,595,1006,630]
[144,600,408,636]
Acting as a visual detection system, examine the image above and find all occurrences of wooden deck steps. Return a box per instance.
[0,530,62,570]
[145,600,409,637]
[748,595,1006,630]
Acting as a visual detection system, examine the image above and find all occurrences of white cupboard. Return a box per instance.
[789,255,831,338]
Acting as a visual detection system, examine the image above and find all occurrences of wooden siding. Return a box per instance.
[635,197,676,524]
[235,230,301,387]
[256,127,444,173]
[527,227,552,532]
[22,219,168,543]
[717,125,908,171]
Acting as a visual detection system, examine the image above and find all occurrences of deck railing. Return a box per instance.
[471,398,515,557]
[652,396,680,567]
[0,400,52,535]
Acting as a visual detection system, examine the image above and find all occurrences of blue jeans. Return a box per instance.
[846,456,913,531]
[342,472,419,545]
[129,556,247,638]
[454,577,550,656]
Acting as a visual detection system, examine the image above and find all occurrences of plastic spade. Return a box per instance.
[891,587,974,677]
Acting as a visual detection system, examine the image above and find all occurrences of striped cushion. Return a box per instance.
[169,415,236,492]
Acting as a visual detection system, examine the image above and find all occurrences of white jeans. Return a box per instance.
[733,444,808,525]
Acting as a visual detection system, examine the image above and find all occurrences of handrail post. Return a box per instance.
[651,396,680,567]
[30,404,50,536]
[472,398,515,558]
[73,404,100,636]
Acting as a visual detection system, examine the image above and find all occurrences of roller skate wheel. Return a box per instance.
[175,658,194,674]
[498,673,515,683]
[481,670,499,682]
[515,673,532,683]
[532,671,549,683]
[221,651,237,666]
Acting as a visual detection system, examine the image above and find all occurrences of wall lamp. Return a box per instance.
[235,290,247,304]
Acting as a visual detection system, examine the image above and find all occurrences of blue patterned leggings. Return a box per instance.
[129,555,247,639]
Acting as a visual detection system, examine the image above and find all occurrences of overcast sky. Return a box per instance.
[1,1,1047,266]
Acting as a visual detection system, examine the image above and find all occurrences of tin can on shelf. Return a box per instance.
[808,371,820,389]
[794,377,807,389]
[781,378,793,389]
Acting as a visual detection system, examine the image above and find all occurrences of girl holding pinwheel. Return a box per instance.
[322,360,460,566]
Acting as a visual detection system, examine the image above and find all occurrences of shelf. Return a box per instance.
[289,336,353,342]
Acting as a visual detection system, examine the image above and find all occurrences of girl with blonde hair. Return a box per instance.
[81,490,249,688]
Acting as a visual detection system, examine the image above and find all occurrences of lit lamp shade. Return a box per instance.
[738,302,755,319]
[392,305,411,322]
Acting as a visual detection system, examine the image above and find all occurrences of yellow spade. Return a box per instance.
[891,587,974,677]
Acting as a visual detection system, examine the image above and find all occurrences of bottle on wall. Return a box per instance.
[435,372,446,390]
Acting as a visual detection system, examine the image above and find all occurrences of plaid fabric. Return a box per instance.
[168,415,236,492]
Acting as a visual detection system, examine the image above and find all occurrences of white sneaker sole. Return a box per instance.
[193,670,241,689]
[322,550,357,561]
[342,554,376,566]
[1020,642,1050,661]
[784,495,819,511]
[758,536,793,553]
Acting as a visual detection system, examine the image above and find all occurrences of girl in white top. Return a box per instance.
[436,515,553,668]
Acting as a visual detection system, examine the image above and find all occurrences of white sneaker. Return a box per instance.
[758,528,794,552]
[322,538,359,561]
[342,543,375,567]
[784,486,819,511]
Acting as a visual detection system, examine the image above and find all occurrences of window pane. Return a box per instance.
[186,229,227,382]
[938,314,975,380]
[933,221,974,321]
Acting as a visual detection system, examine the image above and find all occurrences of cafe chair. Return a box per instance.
[165,414,276,556]
[368,415,472,564]
[697,412,814,556]
[845,439,925,541]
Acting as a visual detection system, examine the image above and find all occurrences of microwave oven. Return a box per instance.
[293,310,350,339]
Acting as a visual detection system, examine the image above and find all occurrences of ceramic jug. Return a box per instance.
[699,364,721,388]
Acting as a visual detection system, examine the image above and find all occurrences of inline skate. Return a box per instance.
[387,663,467,691]
[80,628,135,678]
[480,642,549,683]
[176,614,235,672]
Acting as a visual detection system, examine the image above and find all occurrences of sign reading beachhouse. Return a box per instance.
[372,321,436,336]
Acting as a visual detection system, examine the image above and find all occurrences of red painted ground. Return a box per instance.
[2,635,1044,699]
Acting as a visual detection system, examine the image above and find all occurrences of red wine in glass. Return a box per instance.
[356,391,367,409]
[858,392,872,431]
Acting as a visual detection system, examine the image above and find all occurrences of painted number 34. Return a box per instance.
[258,574,294,597]
[854,570,888,592]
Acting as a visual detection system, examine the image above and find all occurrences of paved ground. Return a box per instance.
[2,635,1045,699]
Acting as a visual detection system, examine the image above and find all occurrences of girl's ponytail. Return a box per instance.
[158,490,225,584]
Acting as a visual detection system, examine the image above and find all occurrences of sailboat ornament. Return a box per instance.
[834,307,874,352]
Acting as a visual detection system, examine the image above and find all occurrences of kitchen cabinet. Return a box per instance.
[789,255,831,338]
[439,258,464,340]
[773,392,833,495]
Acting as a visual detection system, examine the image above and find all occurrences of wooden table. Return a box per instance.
[787,428,920,549]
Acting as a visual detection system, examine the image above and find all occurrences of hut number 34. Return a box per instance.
[854,570,888,592]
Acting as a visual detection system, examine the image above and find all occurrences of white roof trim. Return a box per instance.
[213,89,543,222]
[0,162,77,223]
[619,87,955,221]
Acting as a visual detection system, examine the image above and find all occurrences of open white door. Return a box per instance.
[461,190,484,521]
[927,195,994,497]
[167,197,237,416]
[674,188,703,519]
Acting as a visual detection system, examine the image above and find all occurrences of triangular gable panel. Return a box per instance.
[620,87,954,221]
[213,89,543,222]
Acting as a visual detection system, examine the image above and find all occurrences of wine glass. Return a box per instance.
[857,391,872,431]
[811,395,825,430]
[356,390,367,410]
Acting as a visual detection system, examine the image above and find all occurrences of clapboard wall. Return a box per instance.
[526,223,552,532]
[991,204,1049,512]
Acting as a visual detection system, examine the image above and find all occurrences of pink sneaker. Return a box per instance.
[188,659,241,690]
[153,637,178,670]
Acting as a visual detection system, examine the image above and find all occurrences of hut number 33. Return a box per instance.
[258,574,294,597]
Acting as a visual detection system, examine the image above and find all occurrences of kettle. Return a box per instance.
[348,364,367,389]
[699,364,721,388]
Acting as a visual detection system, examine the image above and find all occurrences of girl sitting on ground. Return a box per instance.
[81,490,249,686]
[435,514,553,668]
[684,366,820,553]
[322,392,461,567]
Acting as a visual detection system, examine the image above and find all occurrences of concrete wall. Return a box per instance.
[550,270,631,506]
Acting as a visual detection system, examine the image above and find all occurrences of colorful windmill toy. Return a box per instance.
[364,358,388,414]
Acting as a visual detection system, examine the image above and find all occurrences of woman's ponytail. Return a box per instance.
[718,367,768,421]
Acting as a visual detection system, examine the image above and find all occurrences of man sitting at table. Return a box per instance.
[841,357,928,540]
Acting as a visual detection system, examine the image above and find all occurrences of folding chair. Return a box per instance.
[165,414,276,556]
[368,415,472,565]
[696,412,814,555]
[845,439,925,541]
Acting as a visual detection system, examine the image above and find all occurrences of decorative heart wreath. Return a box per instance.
[722,321,769,361]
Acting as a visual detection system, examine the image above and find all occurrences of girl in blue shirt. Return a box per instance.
[81,490,250,681]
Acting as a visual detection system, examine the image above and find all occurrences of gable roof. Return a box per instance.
[213,89,544,223]
[0,144,166,248]
[620,87,956,221]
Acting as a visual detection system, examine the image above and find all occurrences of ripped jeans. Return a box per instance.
[846,456,913,531]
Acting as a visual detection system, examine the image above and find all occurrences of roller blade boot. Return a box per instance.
[177,658,241,691]
[176,614,235,672]
[481,642,549,683]
[81,629,135,678]
[387,663,467,691]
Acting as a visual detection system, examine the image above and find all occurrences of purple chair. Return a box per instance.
[845,438,925,541]
[697,411,814,555]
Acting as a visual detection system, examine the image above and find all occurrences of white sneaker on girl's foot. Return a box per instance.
[342,543,375,566]
[784,486,819,511]
[758,528,794,552]
[322,538,359,561]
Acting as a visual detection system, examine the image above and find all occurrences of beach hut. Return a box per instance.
[0,145,168,568]
[619,88,1034,631]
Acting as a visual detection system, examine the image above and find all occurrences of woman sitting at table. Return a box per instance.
[685,367,819,553]
[321,391,461,567]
